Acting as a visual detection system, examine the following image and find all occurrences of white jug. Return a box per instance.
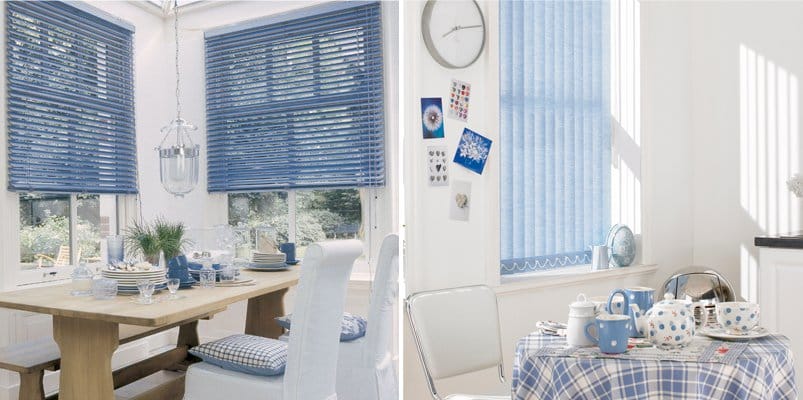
[567,293,597,347]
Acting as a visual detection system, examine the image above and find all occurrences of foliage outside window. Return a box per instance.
[228,189,362,258]
[19,194,113,270]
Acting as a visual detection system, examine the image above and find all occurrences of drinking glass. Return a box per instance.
[219,265,236,283]
[92,278,118,300]
[136,280,156,303]
[106,235,124,264]
[167,278,181,299]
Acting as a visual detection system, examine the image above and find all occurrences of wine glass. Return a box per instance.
[167,278,181,300]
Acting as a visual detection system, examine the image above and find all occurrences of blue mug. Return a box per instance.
[279,243,296,263]
[607,286,654,337]
[584,314,631,354]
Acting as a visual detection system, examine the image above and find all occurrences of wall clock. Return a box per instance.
[421,0,486,69]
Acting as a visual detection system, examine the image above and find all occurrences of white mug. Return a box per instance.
[591,245,609,271]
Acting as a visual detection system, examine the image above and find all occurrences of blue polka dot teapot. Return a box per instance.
[630,293,697,349]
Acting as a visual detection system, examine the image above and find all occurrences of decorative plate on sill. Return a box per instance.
[607,224,636,268]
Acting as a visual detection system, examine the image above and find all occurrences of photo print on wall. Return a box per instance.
[453,128,492,174]
[421,97,445,139]
[427,146,449,186]
[447,78,471,122]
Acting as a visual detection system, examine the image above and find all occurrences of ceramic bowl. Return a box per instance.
[716,302,760,334]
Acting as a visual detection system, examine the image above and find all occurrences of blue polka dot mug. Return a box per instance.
[584,314,631,354]
[716,302,760,334]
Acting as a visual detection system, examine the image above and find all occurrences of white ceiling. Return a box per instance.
[145,0,206,10]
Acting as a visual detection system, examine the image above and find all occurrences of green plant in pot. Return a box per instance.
[153,218,193,262]
[123,221,161,265]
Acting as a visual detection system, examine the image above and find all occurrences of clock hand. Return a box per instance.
[454,24,483,31]
[442,26,458,38]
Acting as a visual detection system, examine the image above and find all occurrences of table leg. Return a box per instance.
[53,316,119,400]
[245,288,288,339]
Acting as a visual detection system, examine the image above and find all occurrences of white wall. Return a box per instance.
[685,2,803,301]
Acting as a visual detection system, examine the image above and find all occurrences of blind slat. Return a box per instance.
[205,2,385,192]
[7,1,137,194]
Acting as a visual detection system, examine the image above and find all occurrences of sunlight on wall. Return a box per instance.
[610,0,642,235]
[739,44,800,299]
[740,44,799,234]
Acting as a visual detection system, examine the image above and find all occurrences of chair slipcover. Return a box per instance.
[336,234,399,400]
[184,239,362,400]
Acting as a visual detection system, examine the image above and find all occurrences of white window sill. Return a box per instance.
[495,263,659,295]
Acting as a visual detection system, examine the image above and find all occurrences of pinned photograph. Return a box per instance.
[449,180,471,221]
[447,78,471,122]
[427,146,449,186]
[421,97,445,139]
[453,128,492,174]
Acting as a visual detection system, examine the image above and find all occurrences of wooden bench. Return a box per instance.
[0,310,223,400]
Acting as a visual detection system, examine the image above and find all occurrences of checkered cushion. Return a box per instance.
[275,312,367,341]
[188,334,288,376]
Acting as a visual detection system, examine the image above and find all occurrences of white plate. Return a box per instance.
[697,326,770,341]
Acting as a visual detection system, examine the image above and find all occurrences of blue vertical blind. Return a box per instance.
[205,2,385,192]
[6,1,137,194]
[500,1,611,274]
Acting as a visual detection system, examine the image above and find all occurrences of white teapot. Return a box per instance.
[630,293,696,349]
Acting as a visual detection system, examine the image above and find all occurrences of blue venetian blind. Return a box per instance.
[500,0,611,274]
[205,1,385,192]
[6,1,137,194]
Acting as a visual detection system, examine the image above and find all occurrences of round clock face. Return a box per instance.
[421,0,486,69]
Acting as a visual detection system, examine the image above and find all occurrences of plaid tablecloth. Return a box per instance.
[512,333,797,400]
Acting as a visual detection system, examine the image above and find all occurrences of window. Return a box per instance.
[228,189,362,258]
[6,2,135,276]
[19,194,118,270]
[500,1,612,274]
[206,2,385,264]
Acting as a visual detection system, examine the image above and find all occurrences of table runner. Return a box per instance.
[513,333,797,400]
[530,336,748,364]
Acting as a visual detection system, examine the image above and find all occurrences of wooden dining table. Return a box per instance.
[0,268,299,400]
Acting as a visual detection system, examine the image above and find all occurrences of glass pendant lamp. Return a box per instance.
[157,0,200,196]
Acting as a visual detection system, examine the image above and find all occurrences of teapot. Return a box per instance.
[630,293,696,349]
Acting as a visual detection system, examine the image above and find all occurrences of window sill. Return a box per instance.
[495,263,659,295]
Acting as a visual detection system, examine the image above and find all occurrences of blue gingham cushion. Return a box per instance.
[188,334,287,376]
[275,312,367,341]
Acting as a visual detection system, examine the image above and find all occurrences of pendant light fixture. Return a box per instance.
[157,0,200,196]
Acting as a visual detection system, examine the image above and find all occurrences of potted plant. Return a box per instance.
[153,218,193,262]
[123,220,161,265]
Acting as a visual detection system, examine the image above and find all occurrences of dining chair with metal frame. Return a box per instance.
[406,285,510,400]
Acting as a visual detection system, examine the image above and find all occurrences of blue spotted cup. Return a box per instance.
[716,302,760,334]
[584,314,631,354]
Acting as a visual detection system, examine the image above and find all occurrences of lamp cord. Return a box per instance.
[173,0,181,120]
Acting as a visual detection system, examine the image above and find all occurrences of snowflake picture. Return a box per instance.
[420,97,445,139]
[453,128,492,174]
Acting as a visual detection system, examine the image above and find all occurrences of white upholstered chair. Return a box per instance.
[183,239,363,400]
[406,285,510,400]
[336,233,399,400]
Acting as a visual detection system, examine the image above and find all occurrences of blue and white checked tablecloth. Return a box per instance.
[512,333,797,400]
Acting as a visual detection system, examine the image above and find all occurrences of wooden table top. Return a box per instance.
[0,269,299,327]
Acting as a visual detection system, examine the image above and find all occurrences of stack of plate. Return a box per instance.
[249,252,288,270]
[101,268,168,294]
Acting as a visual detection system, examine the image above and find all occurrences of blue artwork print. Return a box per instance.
[421,97,445,139]
[453,128,492,174]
